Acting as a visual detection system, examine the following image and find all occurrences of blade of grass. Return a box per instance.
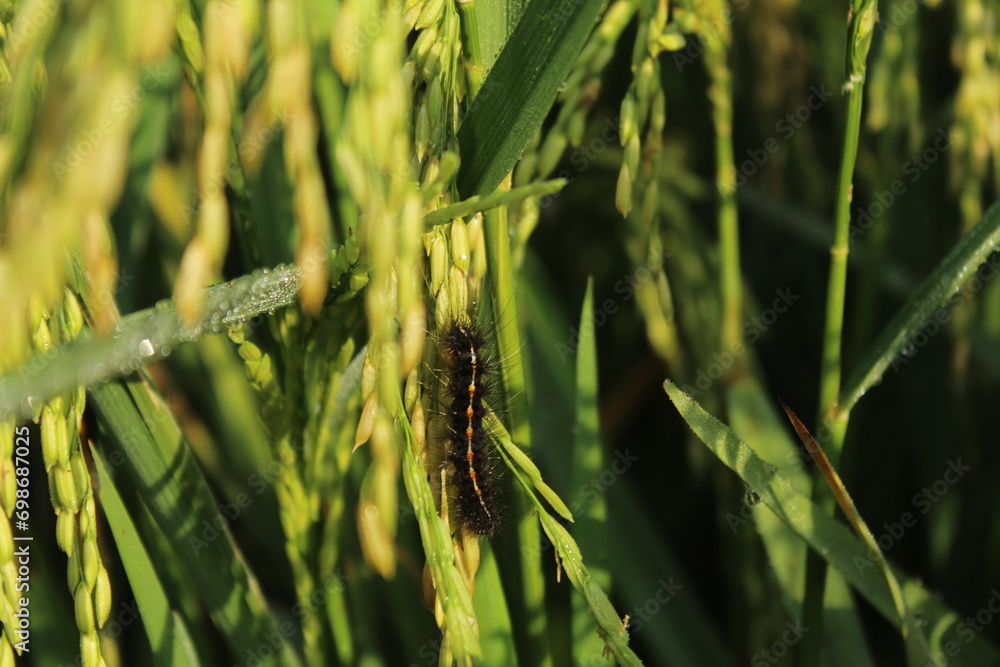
[92,446,202,667]
[521,248,734,666]
[89,375,302,667]
[472,545,517,667]
[456,0,606,197]
[0,264,304,421]
[607,485,733,666]
[491,427,643,667]
[570,279,613,665]
[840,197,1000,413]
[485,409,572,522]
[424,178,566,225]
[456,0,526,79]
[780,400,932,666]
[665,381,1000,666]
[726,377,875,666]
[748,495,877,666]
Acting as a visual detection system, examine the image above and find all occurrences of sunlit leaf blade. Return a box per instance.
[456,0,606,197]
[841,198,1000,411]
[0,264,303,421]
[424,179,566,225]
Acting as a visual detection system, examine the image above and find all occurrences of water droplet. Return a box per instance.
[138,338,155,357]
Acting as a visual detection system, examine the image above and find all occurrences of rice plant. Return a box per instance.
[0,0,998,665]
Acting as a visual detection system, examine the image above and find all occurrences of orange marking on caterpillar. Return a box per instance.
[440,317,501,535]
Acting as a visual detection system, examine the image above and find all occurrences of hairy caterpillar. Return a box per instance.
[438,316,502,536]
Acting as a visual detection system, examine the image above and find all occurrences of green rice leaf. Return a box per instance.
[493,434,642,666]
[485,409,573,522]
[841,198,1000,412]
[570,279,613,665]
[456,0,606,197]
[397,405,482,662]
[92,446,202,667]
[424,178,566,225]
[780,399,932,666]
[726,377,875,665]
[89,376,301,667]
[665,380,1000,667]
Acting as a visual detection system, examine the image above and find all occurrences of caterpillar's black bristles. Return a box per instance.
[439,317,503,536]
